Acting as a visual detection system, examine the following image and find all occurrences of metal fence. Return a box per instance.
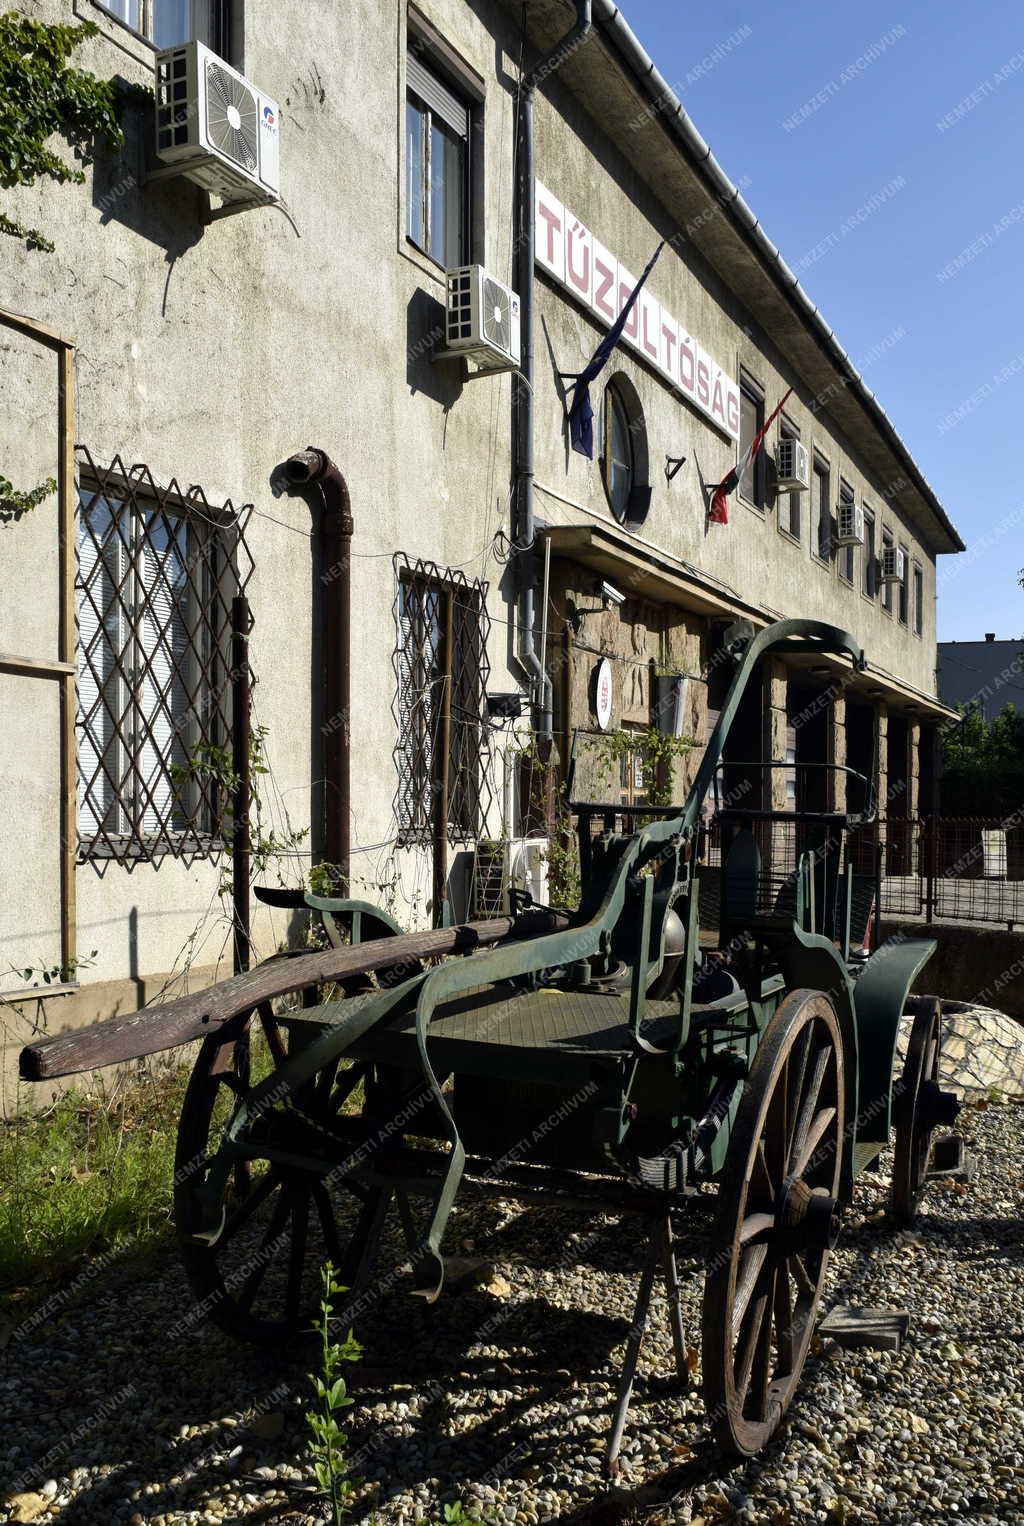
[701,812,1024,931]
[879,815,1024,929]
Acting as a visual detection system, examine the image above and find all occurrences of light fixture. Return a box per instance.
[598,579,626,608]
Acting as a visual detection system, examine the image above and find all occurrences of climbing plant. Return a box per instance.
[171,725,310,896]
[0,12,124,252]
[0,472,56,519]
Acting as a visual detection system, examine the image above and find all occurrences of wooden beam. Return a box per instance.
[57,344,77,979]
[0,307,73,351]
[19,907,569,1080]
[0,652,76,678]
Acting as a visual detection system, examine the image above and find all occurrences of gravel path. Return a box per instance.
[1,1099,1022,1526]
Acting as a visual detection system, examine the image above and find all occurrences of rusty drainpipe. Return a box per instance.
[514,0,592,741]
[282,448,352,891]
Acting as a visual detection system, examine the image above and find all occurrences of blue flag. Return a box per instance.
[567,240,665,459]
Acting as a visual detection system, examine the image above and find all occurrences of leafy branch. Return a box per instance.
[0,12,125,251]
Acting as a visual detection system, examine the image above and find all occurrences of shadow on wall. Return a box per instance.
[406,288,463,409]
[90,84,207,302]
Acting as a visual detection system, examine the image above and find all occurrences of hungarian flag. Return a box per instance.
[709,388,793,524]
[568,240,665,458]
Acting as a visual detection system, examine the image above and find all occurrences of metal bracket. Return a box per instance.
[664,454,687,483]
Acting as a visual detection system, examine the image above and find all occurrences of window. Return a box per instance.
[813,455,831,562]
[881,528,895,613]
[777,417,801,539]
[601,374,650,528]
[738,375,766,509]
[838,479,855,584]
[406,46,470,268]
[863,508,877,598]
[76,452,251,862]
[394,560,489,844]
[97,0,227,50]
[898,542,910,625]
[913,562,924,636]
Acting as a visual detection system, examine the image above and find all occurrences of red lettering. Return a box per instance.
[697,358,710,407]
[662,322,678,374]
[593,256,616,319]
[538,201,562,269]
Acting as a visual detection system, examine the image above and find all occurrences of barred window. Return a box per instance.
[392,557,490,846]
[76,451,252,863]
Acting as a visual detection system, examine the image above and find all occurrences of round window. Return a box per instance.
[601,374,649,528]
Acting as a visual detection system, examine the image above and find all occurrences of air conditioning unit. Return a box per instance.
[155,41,280,204]
[775,437,810,491]
[443,265,521,374]
[835,500,865,547]
[879,544,906,584]
[471,837,548,917]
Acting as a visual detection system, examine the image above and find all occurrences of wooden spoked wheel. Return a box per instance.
[891,997,942,1225]
[174,1011,389,1345]
[702,989,846,1456]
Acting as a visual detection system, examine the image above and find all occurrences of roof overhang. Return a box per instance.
[544,519,957,721]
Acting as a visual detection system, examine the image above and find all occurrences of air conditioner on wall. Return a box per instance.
[835,501,865,547]
[471,837,548,918]
[775,437,810,491]
[441,265,522,375]
[155,41,280,203]
[879,545,906,584]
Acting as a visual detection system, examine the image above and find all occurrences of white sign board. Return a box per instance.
[536,181,741,441]
[594,657,614,731]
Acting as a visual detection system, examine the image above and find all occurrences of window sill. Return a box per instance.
[78,835,224,864]
[738,494,766,517]
[839,575,854,589]
[777,524,801,546]
[813,553,833,571]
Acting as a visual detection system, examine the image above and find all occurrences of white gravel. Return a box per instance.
[1,1098,1022,1526]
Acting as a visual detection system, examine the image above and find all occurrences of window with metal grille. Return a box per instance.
[392,557,491,846]
[75,450,253,863]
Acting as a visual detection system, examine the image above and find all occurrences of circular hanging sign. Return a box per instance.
[594,657,614,731]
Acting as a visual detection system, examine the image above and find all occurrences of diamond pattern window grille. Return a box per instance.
[75,449,253,865]
[392,556,493,846]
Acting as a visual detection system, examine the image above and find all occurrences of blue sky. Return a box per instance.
[619,0,1024,640]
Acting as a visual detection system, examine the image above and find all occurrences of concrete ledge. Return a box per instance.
[881,918,1024,1019]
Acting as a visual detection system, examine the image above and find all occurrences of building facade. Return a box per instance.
[0,0,962,1094]
[939,636,1024,721]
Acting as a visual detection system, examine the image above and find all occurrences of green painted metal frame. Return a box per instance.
[192,618,930,1282]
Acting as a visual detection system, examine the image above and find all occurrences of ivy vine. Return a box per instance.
[0,12,124,252]
[0,472,56,520]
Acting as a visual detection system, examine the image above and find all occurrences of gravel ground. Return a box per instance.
[1,1098,1022,1526]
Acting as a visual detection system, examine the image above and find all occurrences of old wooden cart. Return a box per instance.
[22,618,961,1464]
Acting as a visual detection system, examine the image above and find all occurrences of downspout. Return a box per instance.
[514,0,592,740]
[282,448,352,893]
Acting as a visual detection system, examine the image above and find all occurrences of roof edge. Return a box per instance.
[587,1,965,554]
